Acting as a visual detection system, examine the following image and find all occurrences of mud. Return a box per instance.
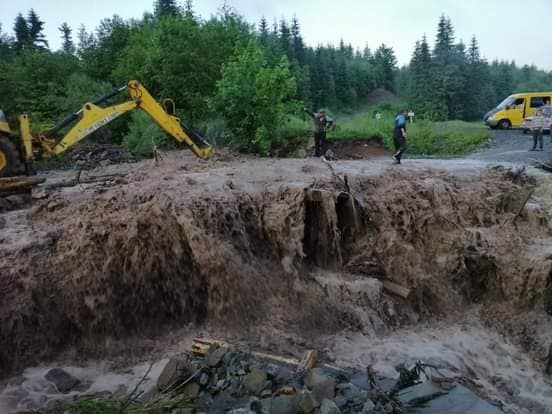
[1,151,552,413]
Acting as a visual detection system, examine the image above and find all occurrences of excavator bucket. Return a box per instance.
[179,120,212,150]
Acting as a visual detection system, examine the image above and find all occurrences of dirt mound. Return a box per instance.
[0,163,550,379]
[329,140,391,160]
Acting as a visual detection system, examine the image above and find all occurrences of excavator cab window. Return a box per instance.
[0,110,7,123]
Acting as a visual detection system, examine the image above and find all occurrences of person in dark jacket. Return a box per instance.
[392,109,408,164]
[304,108,335,157]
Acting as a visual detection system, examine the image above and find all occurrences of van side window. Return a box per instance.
[511,98,524,109]
[530,97,548,108]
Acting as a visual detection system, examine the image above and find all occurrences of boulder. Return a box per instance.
[205,346,228,368]
[243,368,268,395]
[304,368,335,402]
[362,399,375,413]
[44,368,80,394]
[319,399,341,414]
[298,390,319,413]
[157,357,189,390]
[271,394,299,414]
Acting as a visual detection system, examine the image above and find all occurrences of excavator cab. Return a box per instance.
[0,110,10,134]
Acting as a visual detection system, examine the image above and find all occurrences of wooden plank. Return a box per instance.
[383,280,411,299]
[298,350,319,371]
[0,176,46,191]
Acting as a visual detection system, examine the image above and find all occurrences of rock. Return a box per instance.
[298,390,319,413]
[5,195,26,207]
[400,384,502,414]
[182,382,200,400]
[205,346,228,368]
[304,369,335,402]
[362,399,375,413]
[199,372,210,386]
[319,399,341,414]
[270,394,299,414]
[157,357,189,390]
[44,368,80,394]
[243,367,268,395]
[228,409,255,414]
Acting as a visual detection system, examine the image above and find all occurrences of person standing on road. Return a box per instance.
[304,108,334,157]
[530,108,545,151]
[392,109,408,164]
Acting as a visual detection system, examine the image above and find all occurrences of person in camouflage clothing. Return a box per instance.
[304,108,335,157]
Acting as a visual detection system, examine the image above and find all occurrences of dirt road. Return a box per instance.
[470,128,552,163]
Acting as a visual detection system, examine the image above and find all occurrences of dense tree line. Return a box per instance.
[1,3,552,152]
[403,15,552,120]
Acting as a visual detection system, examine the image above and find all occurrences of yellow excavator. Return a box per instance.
[0,80,213,177]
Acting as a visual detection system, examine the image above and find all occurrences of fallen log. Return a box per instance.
[43,171,126,190]
[0,176,46,192]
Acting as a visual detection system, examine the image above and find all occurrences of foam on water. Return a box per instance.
[0,359,167,413]
[327,324,552,414]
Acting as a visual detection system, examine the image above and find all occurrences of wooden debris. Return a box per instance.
[298,350,319,371]
[43,171,127,191]
[191,337,227,355]
[383,280,411,299]
[0,176,46,195]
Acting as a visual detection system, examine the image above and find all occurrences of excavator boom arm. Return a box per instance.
[30,80,213,159]
[127,80,213,159]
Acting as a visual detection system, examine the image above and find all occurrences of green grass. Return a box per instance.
[319,112,490,157]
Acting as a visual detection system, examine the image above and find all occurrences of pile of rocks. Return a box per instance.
[66,143,136,170]
[5,343,503,413]
[150,344,403,414]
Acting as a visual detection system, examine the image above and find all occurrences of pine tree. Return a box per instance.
[184,0,194,18]
[59,22,75,54]
[0,23,12,59]
[76,24,95,57]
[434,15,454,63]
[373,44,397,92]
[28,9,49,48]
[279,19,293,59]
[258,17,269,46]
[290,17,305,64]
[408,35,435,117]
[154,0,179,17]
[13,13,30,50]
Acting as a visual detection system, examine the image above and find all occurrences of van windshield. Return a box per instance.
[496,96,515,110]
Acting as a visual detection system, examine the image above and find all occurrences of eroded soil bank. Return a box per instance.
[1,153,551,412]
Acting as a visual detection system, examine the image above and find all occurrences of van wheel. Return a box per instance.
[498,119,511,130]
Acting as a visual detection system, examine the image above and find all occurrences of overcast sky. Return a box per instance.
[1,0,551,70]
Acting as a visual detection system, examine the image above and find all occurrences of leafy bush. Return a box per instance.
[121,111,175,156]
[211,40,299,156]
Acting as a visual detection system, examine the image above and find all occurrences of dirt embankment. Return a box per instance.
[0,155,551,381]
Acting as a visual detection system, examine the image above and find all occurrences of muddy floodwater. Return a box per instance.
[1,148,551,413]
